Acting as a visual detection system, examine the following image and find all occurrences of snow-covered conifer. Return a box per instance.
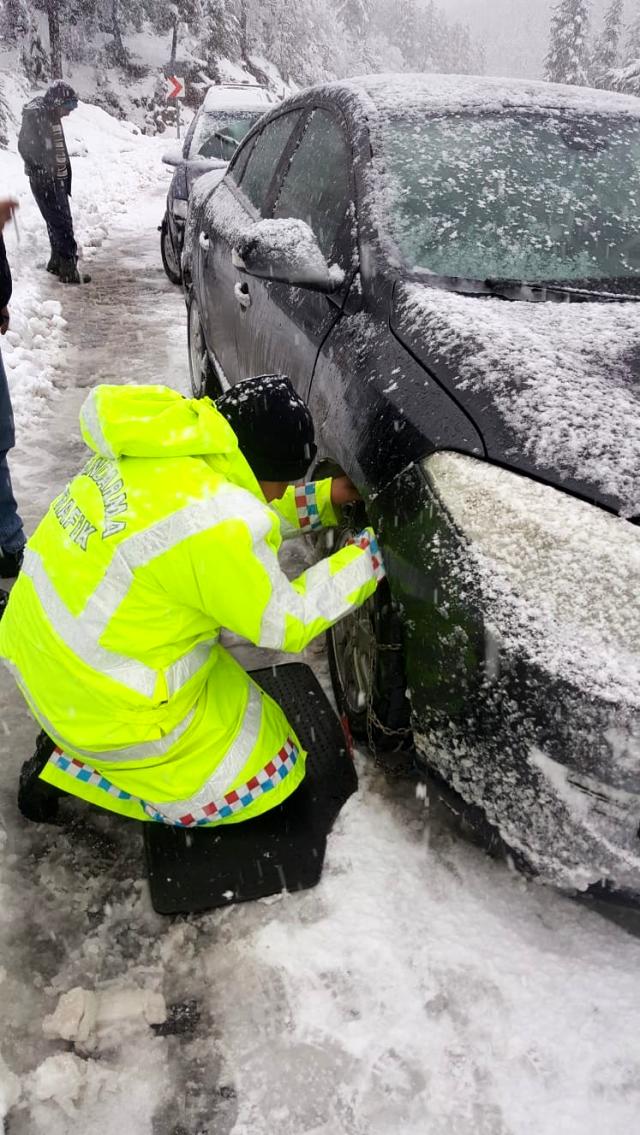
[545,0,591,85]
[591,0,623,85]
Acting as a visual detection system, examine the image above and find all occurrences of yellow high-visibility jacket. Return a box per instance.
[0,385,383,827]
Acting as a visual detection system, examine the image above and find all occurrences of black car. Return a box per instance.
[183,73,640,902]
[160,83,275,284]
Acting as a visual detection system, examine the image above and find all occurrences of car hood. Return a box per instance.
[391,281,640,518]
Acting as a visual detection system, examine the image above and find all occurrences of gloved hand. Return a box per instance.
[347,527,386,583]
[0,198,18,231]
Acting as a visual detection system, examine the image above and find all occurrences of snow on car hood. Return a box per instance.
[393,283,640,517]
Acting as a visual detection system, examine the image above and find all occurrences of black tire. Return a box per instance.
[160,214,182,286]
[187,296,224,400]
[326,504,412,752]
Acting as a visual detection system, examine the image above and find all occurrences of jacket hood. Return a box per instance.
[43,81,78,109]
[392,282,640,518]
[80,384,262,492]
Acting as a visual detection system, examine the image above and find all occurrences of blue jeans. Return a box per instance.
[0,449,24,553]
[0,350,24,554]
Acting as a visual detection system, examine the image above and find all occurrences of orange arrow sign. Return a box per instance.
[166,76,185,99]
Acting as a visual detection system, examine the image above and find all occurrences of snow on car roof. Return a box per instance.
[323,71,640,120]
[203,84,275,111]
[399,282,640,519]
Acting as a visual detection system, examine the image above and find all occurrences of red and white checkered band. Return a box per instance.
[143,737,300,827]
[294,483,322,531]
[347,530,386,582]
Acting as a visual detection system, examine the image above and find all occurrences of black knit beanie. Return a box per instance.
[44,82,78,109]
[216,375,317,481]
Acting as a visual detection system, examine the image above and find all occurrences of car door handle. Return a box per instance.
[199,231,210,251]
[234,282,251,309]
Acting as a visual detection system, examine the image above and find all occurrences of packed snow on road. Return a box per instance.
[2,89,640,1135]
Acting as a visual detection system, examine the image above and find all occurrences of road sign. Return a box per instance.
[166,76,185,100]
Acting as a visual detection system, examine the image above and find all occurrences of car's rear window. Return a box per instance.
[380,111,640,285]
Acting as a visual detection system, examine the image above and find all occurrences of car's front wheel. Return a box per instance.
[187,296,224,400]
[327,506,412,754]
[160,214,182,286]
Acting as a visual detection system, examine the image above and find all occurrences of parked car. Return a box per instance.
[160,82,277,284]
[182,73,640,903]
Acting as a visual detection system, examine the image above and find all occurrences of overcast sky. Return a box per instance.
[439,0,636,78]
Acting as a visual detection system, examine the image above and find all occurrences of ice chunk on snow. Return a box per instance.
[43,986,167,1045]
[29,1053,85,1116]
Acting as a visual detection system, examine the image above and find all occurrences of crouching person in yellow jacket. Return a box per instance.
[0,375,385,827]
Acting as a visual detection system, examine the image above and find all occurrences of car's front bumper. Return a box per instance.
[374,464,640,898]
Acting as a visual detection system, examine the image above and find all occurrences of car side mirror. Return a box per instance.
[185,157,228,173]
[162,147,184,167]
[232,218,344,294]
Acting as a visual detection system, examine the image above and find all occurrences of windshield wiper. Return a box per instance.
[483,277,640,302]
[212,130,239,149]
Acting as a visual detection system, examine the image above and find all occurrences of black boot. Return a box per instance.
[57,256,81,284]
[58,257,91,285]
[46,252,61,275]
[18,732,64,824]
[0,589,8,619]
[0,546,24,579]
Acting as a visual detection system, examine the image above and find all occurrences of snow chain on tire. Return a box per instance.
[365,640,414,779]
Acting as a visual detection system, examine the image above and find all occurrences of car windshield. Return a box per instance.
[189,110,261,163]
[380,111,640,286]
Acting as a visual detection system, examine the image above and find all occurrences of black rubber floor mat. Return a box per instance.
[144,663,357,914]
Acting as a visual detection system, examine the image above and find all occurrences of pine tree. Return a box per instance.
[22,15,50,81]
[623,11,640,64]
[200,0,240,70]
[5,0,31,41]
[337,0,370,35]
[591,0,623,84]
[46,0,63,77]
[545,0,591,85]
[393,0,420,69]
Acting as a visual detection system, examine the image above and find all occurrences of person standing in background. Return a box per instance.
[18,81,90,286]
[0,199,26,580]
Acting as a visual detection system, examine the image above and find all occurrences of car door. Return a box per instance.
[197,111,303,384]
[234,107,357,399]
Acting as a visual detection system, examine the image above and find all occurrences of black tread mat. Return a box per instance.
[144,663,357,914]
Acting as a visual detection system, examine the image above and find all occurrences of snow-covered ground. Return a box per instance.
[2,97,640,1135]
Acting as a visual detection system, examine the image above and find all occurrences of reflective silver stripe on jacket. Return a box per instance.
[143,683,263,821]
[22,483,269,697]
[23,548,216,699]
[257,545,377,650]
[80,394,116,459]
[3,657,199,765]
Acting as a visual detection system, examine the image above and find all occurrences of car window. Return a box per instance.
[188,110,261,163]
[272,109,353,264]
[381,111,640,284]
[239,112,301,213]
[229,133,256,184]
